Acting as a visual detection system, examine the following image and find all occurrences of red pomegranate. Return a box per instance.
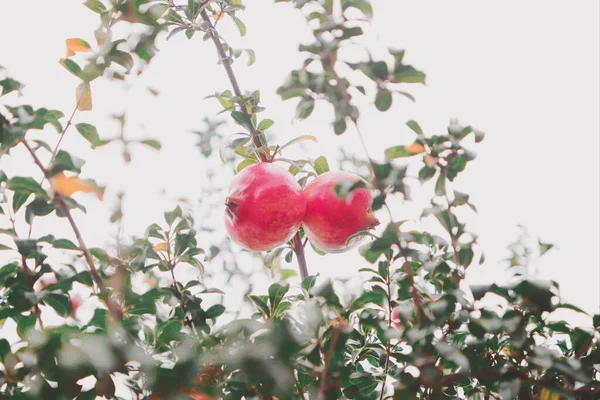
[303,171,379,253]
[224,162,306,252]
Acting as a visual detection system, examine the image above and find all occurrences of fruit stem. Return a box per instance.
[293,231,309,280]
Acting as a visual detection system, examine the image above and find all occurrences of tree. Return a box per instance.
[0,0,598,399]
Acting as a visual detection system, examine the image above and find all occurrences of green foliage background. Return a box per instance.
[1,0,598,399]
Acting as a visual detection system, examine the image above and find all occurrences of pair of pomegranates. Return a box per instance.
[224,162,380,253]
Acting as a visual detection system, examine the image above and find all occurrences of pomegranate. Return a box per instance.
[391,306,402,328]
[303,171,379,253]
[70,294,82,318]
[224,162,306,252]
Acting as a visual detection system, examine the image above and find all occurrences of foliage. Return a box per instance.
[1,0,598,399]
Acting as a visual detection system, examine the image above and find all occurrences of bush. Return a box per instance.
[0,1,598,399]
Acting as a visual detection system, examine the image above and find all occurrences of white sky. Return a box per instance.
[1,0,599,331]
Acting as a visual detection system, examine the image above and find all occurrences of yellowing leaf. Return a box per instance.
[384,142,426,160]
[66,38,91,57]
[76,82,92,111]
[153,242,168,252]
[211,11,225,20]
[405,142,425,154]
[279,135,318,152]
[51,172,101,199]
[424,154,438,168]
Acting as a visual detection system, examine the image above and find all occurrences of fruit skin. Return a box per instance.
[391,306,402,328]
[224,162,306,252]
[303,171,379,253]
[70,294,83,318]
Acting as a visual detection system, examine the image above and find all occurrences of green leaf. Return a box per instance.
[313,156,329,175]
[7,177,47,198]
[53,239,79,250]
[257,119,274,131]
[231,15,247,36]
[0,338,10,360]
[419,166,436,182]
[375,89,392,111]
[434,173,446,196]
[164,205,182,226]
[157,319,182,344]
[59,58,82,78]
[231,111,254,132]
[50,150,84,175]
[75,123,101,147]
[458,247,474,267]
[84,0,106,13]
[268,282,289,310]
[333,119,347,135]
[406,120,423,136]
[139,139,161,150]
[393,64,426,84]
[44,293,72,317]
[245,49,256,66]
[0,78,23,96]
[296,98,315,119]
[12,192,31,213]
[348,290,385,313]
[205,304,226,319]
[249,295,270,318]
[538,240,554,256]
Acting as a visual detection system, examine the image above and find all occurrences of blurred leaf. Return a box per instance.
[384,143,425,159]
[65,38,91,57]
[205,304,226,319]
[279,135,317,151]
[232,15,247,36]
[139,139,162,150]
[76,82,92,111]
[313,156,329,175]
[375,89,392,111]
[7,177,47,198]
[51,172,100,199]
[296,98,315,119]
[59,58,82,78]
[84,0,106,13]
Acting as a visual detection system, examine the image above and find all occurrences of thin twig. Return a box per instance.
[48,101,80,166]
[199,10,266,162]
[379,259,393,400]
[316,327,341,400]
[20,138,122,321]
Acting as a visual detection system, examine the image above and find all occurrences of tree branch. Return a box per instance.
[200,8,310,280]
[199,9,266,162]
[20,138,122,321]
[316,326,341,400]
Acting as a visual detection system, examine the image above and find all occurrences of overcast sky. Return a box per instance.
[1,1,598,329]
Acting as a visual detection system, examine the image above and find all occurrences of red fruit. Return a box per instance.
[224,162,306,252]
[391,306,402,328]
[70,294,82,318]
[303,171,379,253]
